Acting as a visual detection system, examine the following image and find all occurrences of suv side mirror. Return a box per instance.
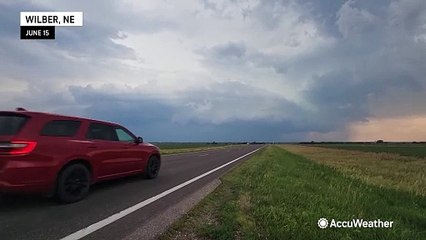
[136,137,143,144]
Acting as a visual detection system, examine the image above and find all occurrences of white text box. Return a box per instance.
[20,12,83,26]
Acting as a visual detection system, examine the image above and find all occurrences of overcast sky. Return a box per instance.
[1,0,426,142]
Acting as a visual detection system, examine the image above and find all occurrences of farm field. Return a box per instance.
[312,143,426,158]
[285,145,426,196]
[161,145,426,240]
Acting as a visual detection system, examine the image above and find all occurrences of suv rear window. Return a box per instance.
[0,114,29,135]
[40,120,81,137]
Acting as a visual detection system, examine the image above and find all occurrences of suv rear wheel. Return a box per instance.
[55,164,90,203]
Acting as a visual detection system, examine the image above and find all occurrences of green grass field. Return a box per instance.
[313,143,426,158]
[161,145,426,240]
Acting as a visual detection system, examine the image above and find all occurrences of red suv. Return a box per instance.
[0,109,161,203]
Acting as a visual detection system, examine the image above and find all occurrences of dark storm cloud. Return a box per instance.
[64,82,314,142]
[195,0,426,138]
[68,85,175,138]
[302,70,422,129]
[277,1,424,111]
[2,0,426,141]
[69,85,174,124]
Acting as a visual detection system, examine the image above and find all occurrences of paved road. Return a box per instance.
[0,145,263,240]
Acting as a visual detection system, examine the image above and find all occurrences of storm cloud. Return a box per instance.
[1,0,426,141]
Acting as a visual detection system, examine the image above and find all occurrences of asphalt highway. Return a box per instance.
[0,144,263,240]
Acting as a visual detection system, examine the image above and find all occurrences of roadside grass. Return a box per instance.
[156,143,230,155]
[161,146,426,240]
[283,144,426,196]
[312,143,426,158]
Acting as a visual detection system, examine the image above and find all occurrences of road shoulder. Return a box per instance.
[123,179,222,240]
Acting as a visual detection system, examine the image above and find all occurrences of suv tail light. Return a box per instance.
[0,141,37,155]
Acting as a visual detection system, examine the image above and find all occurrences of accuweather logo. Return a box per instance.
[318,218,328,229]
[317,218,394,229]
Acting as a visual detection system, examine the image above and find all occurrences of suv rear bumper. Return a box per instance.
[0,156,57,194]
[0,181,52,194]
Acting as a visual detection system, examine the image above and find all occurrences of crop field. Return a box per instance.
[162,145,426,240]
[312,143,426,158]
[285,144,426,196]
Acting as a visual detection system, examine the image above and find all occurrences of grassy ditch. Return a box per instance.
[161,145,426,240]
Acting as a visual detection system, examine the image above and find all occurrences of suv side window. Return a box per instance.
[40,120,81,137]
[86,123,118,141]
[115,128,135,142]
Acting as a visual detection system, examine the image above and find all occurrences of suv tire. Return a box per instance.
[55,164,90,203]
[144,155,161,179]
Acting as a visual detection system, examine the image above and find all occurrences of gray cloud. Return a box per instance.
[0,1,137,89]
[171,80,304,124]
[197,42,247,66]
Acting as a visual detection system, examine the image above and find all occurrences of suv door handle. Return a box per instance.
[88,145,97,149]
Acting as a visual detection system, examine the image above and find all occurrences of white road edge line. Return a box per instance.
[61,147,263,240]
